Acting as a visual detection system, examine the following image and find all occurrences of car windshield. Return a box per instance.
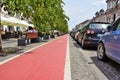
[89,23,110,29]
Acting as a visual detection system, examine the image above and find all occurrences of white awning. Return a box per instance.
[1,15,33,27]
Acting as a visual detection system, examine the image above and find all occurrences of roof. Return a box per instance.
[90,22,110,24]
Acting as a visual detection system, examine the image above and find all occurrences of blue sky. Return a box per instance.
[63,0,107,30]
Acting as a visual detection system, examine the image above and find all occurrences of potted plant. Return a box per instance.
[37,31,44,42]
[50,30,55,38]
[44,31,50,40]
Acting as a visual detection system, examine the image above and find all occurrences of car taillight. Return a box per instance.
[86,30,91,34]
[91,30,94,34]
[86,30,94,34]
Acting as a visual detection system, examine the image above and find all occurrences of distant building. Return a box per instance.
[92,0,120,23]
[73,0,120,31]
[78,19,91,29]
[73,19,91,31]
[92,9,106,22]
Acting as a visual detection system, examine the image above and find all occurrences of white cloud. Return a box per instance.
[92,0,106,7]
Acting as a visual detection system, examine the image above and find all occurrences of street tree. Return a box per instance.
[2,0,69,33]
[1,0,69,50]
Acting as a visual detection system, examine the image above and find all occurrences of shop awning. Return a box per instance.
[1,15,33,28]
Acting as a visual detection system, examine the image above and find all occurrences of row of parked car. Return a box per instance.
[70,17,120,64]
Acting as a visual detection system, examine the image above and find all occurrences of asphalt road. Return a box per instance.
[69,36,120,80]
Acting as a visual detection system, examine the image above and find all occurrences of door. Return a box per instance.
[107,19,120,61]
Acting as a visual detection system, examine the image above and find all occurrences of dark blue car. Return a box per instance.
[97,17,120,64]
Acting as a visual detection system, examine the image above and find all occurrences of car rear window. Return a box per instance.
[89,23,110,30]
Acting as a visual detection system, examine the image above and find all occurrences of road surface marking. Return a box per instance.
[64,36,71,80]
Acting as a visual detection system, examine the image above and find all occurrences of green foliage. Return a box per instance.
[38,31,44,37]
[2,0,69,33]
[45,31,50,35]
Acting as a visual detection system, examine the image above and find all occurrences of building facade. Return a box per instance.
[92,0,120,23]
[73,19,91,31]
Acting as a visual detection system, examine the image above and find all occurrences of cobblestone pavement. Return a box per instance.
[69,37,102,80]
[81,43,120,80]
[69,36,120,80]
[90,56,120,80]
[2,38,17,48]
[70,37,108,80]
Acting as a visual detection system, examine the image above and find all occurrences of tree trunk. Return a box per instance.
[0,31,2,51]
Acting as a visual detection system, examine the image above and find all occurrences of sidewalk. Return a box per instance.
[0,35,69,80]
[2,38,17,48]
[0,37,56,63]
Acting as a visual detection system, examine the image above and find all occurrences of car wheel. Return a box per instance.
[81,34,86,49]
[81,39,85,49]
[76,39,79,44]
[97,42,107,61]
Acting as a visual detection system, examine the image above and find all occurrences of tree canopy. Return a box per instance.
[2,0,69,33]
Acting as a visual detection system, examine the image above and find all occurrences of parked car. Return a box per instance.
[77,22,110,49]
[97,17,120,64]
[71,30,80,40]
[70,30,76,39]
[74,30,80,41]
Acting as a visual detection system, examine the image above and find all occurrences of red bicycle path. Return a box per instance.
[0,35,68,80]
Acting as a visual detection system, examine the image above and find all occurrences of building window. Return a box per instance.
[113,14,116,22]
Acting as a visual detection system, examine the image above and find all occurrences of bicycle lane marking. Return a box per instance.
[0,36,61,65]
[0,35,68,80]
[64,36,71,80]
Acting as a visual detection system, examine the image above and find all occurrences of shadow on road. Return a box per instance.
[73,41,97,51]
[91,57,120,80]
[73,42,80,48]
[83,47,97,51]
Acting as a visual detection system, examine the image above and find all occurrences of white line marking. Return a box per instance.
[0,36,61,65]
[64,35,71,80]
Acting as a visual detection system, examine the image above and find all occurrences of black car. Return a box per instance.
[77,22,110,49]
